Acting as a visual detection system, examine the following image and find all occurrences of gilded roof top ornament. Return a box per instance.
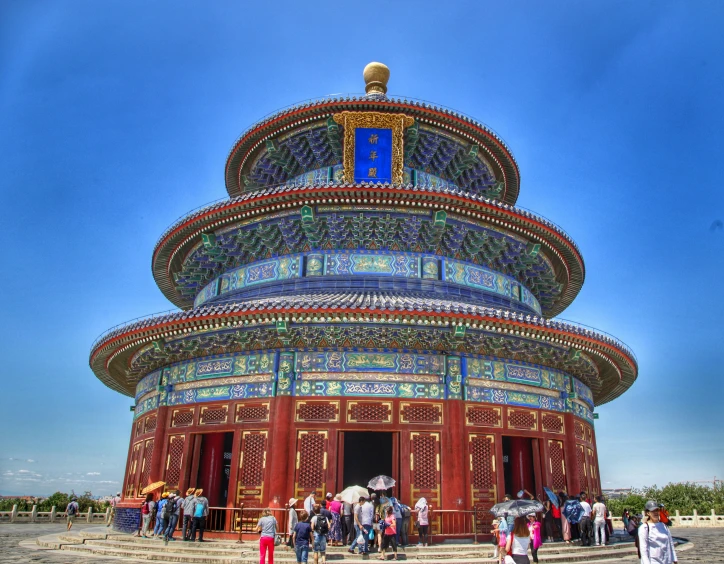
[363,62,390,97]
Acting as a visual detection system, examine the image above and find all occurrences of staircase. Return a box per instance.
[36,527,685,563]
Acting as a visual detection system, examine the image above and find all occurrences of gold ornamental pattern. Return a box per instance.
[332,111,415,185]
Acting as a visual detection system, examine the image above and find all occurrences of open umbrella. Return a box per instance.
[562,499,583,525]
[140,481,165,495]
[490,499,544,518]
[340,485,369,504]
[543,487,560,508]
[367,475,396,491]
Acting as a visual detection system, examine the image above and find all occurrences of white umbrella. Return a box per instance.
[340,485,369,504]
[368,475,396,491]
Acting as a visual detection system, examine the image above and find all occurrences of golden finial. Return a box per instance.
[363,62,390,96]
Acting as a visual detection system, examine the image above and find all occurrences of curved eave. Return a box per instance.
[152,184,585,317]
[224,98,520,205]
[90,299,636,404]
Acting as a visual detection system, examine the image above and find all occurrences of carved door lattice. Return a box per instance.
[296,401,339,422]
[574,421,585,440]
[294,431,328,500]
[575,444,587,494]
[236,403,270,422]
[164,435,186,490]
[347,401,392,423]
[466,406,502,427]
[237,431,268,507]
[144,415,157,434]
[469,433,497,533]
[541,413,564,434]
[400,403,442,424]
[171,409,194,428]
[410,432,441,532]
[547,440,566,492]
[199,406,228,425]
[587,447,598,496]
[125,441,143,498]
[507,409,537,431]
[140,439,154,491]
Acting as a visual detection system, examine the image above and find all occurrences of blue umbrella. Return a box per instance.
[562,499,583,524]
[543,487,560,508]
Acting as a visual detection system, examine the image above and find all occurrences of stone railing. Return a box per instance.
[611,510,724,528]
[0,504,110,524]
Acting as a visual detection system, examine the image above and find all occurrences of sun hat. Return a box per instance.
[288,498,298,506]
[161,492,169,498]
[644,500,660,512]
[326,492,333,498]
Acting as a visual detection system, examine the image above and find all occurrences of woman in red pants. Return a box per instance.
[256,508,278,564]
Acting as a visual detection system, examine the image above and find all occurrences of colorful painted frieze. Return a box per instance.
[295,351,445,375]
[134,394,159,419]
[166,380,275,406]
[163,352,275,385]
[294,379,442,399]
[464,357,569,393]
[193,278,219,308]
[324,252,420,277]
[465,384,567,413]
[574,378,594,409]
[521,286,542,314]
[135,369,161,401]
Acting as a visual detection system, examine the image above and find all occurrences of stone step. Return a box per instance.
[61,540,643,564]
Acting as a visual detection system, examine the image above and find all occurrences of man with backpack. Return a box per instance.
[158,493,175,543]
[164,492,183,545]
[310,503,330,564]
[181,487,196,541]
[153,492,169,537]
[190,488,209,542]
[66,497,80,531]
[399,501,411,547]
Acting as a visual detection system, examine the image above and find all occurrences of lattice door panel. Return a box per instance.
[469,434,497,534]
[125,441,143,498]
[164,435,186,490]
[547,440,566,492]
[140,439,155,492]
[575,444,587,495]
[294,431,328,500]
[410,432,441,533]
[586,447,599,497]
[237,431,268,507]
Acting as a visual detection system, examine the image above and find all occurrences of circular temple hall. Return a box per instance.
[91,63,637,537]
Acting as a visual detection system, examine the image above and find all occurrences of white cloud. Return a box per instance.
[86,472,101,476]
[18,470,30,474]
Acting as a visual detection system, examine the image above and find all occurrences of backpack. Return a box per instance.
[67,502,77,516]
[402,505,411,519]
[161,500,172,520]
[193,502,204,518]
[314,515,329,536]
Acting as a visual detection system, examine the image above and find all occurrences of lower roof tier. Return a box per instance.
[90,290,637,406]
[153,183,585,317]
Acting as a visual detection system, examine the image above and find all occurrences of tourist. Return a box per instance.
[182,487,196,541]
[414,497,429,547]
[541,498,556,542]
[107,492,121,527]
[526,513,542,563]
[256,507,278,564]
[310,504,330,564]
[153,492,169,537]
[292,510,313,564]
[140,493,155,538]
[379,505,398,561]
[287,498,299,548]
[390,497,403,545]
[328,494,343,546]
[304,492,317,516]
[639,500,678,564]
[559,494,572,544]
[399,500,411,547]
[622,509,631,533]
[578,494,592,546]
[66,496,80,531]
[190,488,209,542]
[591,495,608,546]
[505,516,531,564]
[350,495,373,555]
[375,494,391,549]
[659,504,672,527]
[552,493,562,540]
[324,492,333,509]
[342,498,354,545]
[164,492,183,544]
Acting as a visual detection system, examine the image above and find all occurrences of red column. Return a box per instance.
[563,413,580,495]
[149,407,169,483]
[509,437,534,494]
[441,400,466,510]
[199,433,225,507]
[265,395,294,504]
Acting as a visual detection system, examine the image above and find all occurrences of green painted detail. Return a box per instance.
[487,180,504,200]
[152,339,165,353]
[449,144,480,179]
[568,348,581,362]
[525,243,541,258]
[453,325,466,339]
[130,406,135,412]
[301,205,315,224]
[434,210,447,228]
[265,139,297,174]
[201,233,216,248]
[404,120,419,161]
[326,117,343,160]
[593,413,599,419]
[276,320,288,334]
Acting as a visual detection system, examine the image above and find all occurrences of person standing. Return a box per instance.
[350,495,373,555]
[182,488,196,541]
[310,505,330,564]
[256,508,278,564]
[591,496,608,546]
[414,497,429,547]
[328,494,343,546]
[342,499,354,545]
[559,494,572,544]
[140,494,155,538]
[287,498,299,548]
[65,497,80,531]
[153,492,169,537]
[638,501,678,564]
[107,492,121,527]
[292,510,313,564]
[399,501,411,547]
[304,492,317,516]
[578,494,592,547]
[190,489,209,542]
[379,505,398,561]
[527,514,542,564]
[164,492,183,544]
[505,516,531,564]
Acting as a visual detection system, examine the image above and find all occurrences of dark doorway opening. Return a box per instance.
[193,432,234,508]
[343,432,394,494]
[502,436,536,497]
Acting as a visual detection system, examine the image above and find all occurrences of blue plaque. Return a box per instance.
[354,128,392,183]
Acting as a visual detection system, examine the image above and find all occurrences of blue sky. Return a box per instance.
[1,0,722,496]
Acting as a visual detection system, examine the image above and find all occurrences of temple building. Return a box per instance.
[90,63,637,534]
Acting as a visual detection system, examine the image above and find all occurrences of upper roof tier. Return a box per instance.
[224,63,520,204]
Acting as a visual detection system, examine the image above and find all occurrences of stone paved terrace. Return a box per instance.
[3,524,722,563]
